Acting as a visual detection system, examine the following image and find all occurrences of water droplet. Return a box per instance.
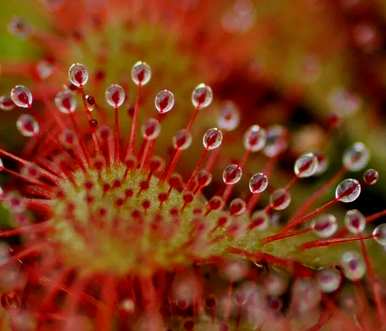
[291,278,321,313]
[55,90,76,114]
[21,164,40,179]
[8,17,30,37]
[314,152,328,175]
[173,129,192,150]
[345,209,366,234]
[60,129,77,148]
[141,118,160,140]
[222,164,242,185]
[105,84,126,108]
[223,260,249,282]
[328,88,361,117]
[196,170,212,188]
[363,168,379,185]
[229,198,246,216]
[0,96,15,111]
[85,95,95,112]
[243,125,266,152]
[203,128,223,150]
[68,63,89,88]
[373,224,386,246]
[335,178,361,203]
[217,101,240,131]
[264,272,288,296]
[208,196,224,211]
[155,89,174,114]
[317,268,341,293]
[311,214,338,238]
[192,83,213,109]
[249,172,268,194]
[10,85,32,108]
[263,125,288,157]
[16,114,39,137]
[250,210,269,231]
[341,251,366,281]
[36,60,54,80]
[294,152,318,178]
[4,192,25,213]
[343,142,369,171]
[131,61,151,86]
[222,0,255,33]
[120,298,135,313]
[98,125,112,141]
[270,189,291,210]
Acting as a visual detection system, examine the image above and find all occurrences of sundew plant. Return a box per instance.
[0,1,385,331]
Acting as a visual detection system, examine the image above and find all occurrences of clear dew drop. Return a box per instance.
[344,209,366,234]
[373,224,386,246]
[363,168,379,185]
[263,125,288,157]
[36,60,54,80]
[270,188,291,210]
[4,192,26,213]
[343,142,370,171]
[314,152,329,175]
[59,129,77,148]
[131,61,151,86]
[291,278,321,313]
[317,268,341,293]
[16,114,39,137]
[328,88,361,117]
[155,89,174,114]
[21,164,40,179]
[217,101,240,131]
[294,152,319,178]
[68,63,89,88]
[85,95,96,112]
[264,271,288,297]
[203,128,223,150]
[173,129,192,150]
[105,84,126,109]
[243,125,266,152]
[8,17,30,37]
[0,96,15,111]
[250,210,269,231]
[311,214,338,238]
[208,196,224,211]
[10,85,32,109]
[222,164,242,185]
[55,90,76,114]
[335,178,361,203]
[196,169,212,188]
[341,251,366,281]
[249,172,268,194]
[191,83,213,109]
[223,260,249,282]
[141,118,161,140]
[229,198,246,216]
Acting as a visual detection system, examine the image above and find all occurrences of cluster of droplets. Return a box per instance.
[0,59,385,331]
